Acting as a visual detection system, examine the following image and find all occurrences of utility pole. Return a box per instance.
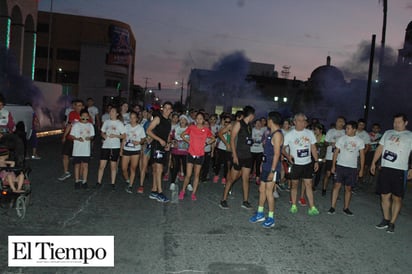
[143,77,150,106]
[46,0,53,82]
[364,34,376,124]
[378,0,387,80]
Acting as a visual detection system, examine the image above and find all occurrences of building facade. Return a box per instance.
[0,0,38,79]
[35,11,136,106]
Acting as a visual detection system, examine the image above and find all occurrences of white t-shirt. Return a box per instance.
[356,130,371,145]
[101,119,126,149]
[71,122,95,157]
[284,128,316,165]
[335,135,365,168]
[123,124,146,152]
[250,127,265,153]
[87,106,99,125]
[325,128,345,160]
[379,129,412,170]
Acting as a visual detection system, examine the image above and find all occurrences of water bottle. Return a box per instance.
[171,184,179,204]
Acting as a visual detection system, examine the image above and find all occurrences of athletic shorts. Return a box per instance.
[122,150,140,156]
[324,160,333,172]
[335,165,357,187]
[100,148,120,162]
[289,163,313,180]
[376,167,406,198]
[261,169,281,183]
[151,146,168,165]
[73,156,90,164]
[62,140,73,156]
[187,154,204,165]
[233,157,253,171]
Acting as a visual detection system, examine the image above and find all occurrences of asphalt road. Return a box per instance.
[1,135,412,273]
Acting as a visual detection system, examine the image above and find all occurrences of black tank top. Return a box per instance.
[153,114,171,147]
[236,120,252,158]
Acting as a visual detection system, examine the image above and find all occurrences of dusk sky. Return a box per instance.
[38,0,412,89]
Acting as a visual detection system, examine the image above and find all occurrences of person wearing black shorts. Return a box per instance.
[220,106,255,209]
[371,113,412,233]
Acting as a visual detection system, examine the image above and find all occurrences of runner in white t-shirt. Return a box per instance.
[70,109,95,189]
[123,111,146,194]
[283,113,319,216]
[322,116,346,196]
[328,121,365,216]
[371,113,412,233]
[97,107,126,189]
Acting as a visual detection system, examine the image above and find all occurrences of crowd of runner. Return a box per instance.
[58,98,412,232]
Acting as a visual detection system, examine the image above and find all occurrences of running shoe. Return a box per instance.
[125,186,133,194]
[213,175,219,183]
[290,204,298,214]
[191,193,197,201]
[81,181,88,189]
[111,184,116,191]
[262,217,275,228]
[221,178,227,184]
[327,207,336,215]
[178,190,185,200]
[58,172,71,181]
[273,190,280,199]
[386,223,395,233]
[149,191,159,200]
[162,174,169,181]
[375,219,390,229]
[255,178,261,185]
[308,206,320,216]
[94,182,102,189]
[187,184,193,191]
[249,212,265,223]
[219,200,229,209]
[299,197,307,206]
[157,193,170,203]
[74,181,81,189]
[137,186,144,194]
[241,201,252,209]
[169,183,176,191]
[343,208,354,216]
[178,173,185,181]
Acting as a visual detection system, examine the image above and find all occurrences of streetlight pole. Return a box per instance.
[180,78,184,104]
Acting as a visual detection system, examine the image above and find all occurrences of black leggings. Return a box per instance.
[170,154,187,183]
[251,152,263,177]
[214,148,232,179]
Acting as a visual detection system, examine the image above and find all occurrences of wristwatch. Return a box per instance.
[271,169,276,173]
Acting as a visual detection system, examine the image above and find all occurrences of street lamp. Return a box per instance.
[175,79,184,104]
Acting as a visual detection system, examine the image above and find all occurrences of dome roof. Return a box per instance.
[310,56,345,90]
[407,21,412,31]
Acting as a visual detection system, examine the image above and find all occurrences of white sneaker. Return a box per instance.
[58,172,71,181]
[169,183,176,191]
[187,184,193,191]
[273,190,280,199]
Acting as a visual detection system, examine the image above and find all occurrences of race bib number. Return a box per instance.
[154,150,165,159]
[383,150,397,162]
[125,140,135,148]
[246,138,254,146]
[297,148,309,158]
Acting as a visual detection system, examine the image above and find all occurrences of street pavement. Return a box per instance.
[1,135,412,273]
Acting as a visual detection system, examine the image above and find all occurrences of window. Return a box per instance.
[36,46,52,58]
[106,79,121,88]
[57,49,80,61]
[56,70,79,84]
[37,23,49,33]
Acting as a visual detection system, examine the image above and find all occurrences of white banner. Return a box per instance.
[8,236,114,267]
